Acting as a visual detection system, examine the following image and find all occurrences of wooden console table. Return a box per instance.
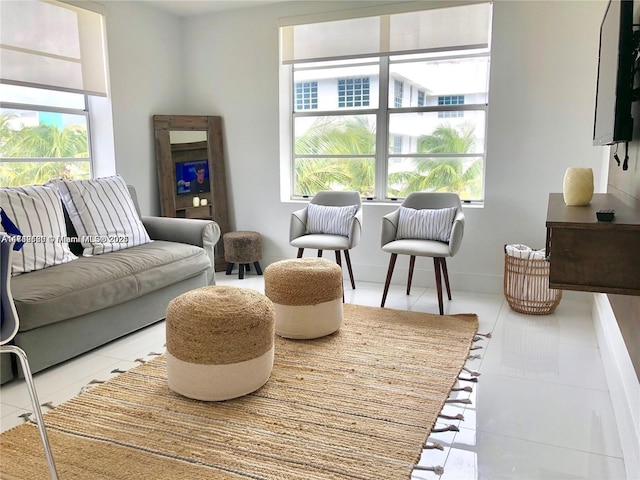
[545,193,640,295]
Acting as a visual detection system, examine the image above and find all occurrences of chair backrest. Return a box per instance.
[310,191,361,208]
[402,192,461,211]
[0,234,19,345]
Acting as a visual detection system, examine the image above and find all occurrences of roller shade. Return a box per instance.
[0,0,108,96]
[281,2,491,64]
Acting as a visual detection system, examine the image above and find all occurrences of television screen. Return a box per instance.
[593,0,634,146]
[176,160,210,195]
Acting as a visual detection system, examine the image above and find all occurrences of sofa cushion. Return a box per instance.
[0,184,77,274]
[11,240,210,332]
[52,175,152,256]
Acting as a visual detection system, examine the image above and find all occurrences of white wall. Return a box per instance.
[105,0,608,294]
[103,0,186,215]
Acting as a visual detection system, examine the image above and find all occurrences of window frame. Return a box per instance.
[0,89,95,185]
[281,4,492,204]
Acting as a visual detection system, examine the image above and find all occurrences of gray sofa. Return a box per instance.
[0,186,220,384]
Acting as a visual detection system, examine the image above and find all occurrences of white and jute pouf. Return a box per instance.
[165,285,275,401]
[264,258,343,339]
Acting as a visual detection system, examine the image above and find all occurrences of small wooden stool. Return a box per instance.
[223,231,263,279]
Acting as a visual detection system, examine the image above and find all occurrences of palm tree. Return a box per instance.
[294,116,376,196]
[0,117,90,186]
[389,123,482,199]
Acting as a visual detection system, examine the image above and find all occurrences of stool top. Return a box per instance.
[166,285,274,365]
[264,258,342,306]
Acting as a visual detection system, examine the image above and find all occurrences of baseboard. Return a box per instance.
[593,293,640,480]
[260,255,505,295]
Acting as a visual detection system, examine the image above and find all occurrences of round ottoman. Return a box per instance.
[165,285,275,401]
[223,231,263,279]
[264,258,343,339]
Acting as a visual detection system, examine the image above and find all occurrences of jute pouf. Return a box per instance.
[264,258,343,339]
[165,285,275,401]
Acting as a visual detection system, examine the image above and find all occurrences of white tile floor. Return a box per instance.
[0,274,629,480]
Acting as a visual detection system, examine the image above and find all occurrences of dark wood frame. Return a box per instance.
[153,115,230,271]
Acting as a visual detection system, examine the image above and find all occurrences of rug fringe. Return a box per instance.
[457,376,479,383]
[470,345,483,350]
[414,464,445,475]
[431,424,459,433]
[451,386,473,392]
[462,366,481,377]
[439,412,464,421]
[445,398,472,405]
[424,441,444,450]
[467,353,482,360]
[40,401,56,410]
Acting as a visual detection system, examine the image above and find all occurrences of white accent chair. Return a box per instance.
[0,233,58,479]
[289,191,363,289]
[380,192,464,314]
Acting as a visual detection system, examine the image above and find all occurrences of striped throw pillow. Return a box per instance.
[53,175,151,256]
[306,203,358,237]
[0,184,77,274]
[396,206,457,242]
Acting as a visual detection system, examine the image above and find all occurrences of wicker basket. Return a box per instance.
[504,247,562,315]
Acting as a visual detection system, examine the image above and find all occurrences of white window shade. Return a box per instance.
[281,2,491,64]
[389,3,491,53]
[0,0,108,96]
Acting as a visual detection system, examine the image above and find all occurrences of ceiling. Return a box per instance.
[140,0,290,17]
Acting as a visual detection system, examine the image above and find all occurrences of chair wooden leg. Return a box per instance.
[317,250,323,258]
[381,253,397,308]
[434,258,444,315]
[407,255,416,295]
[441,258,452,300]
[344,249,356,289]
[297,248,304,258]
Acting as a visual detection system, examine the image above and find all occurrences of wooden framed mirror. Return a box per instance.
[153,115,230,271]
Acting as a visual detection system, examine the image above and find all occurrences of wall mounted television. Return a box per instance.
[593,0,635,146]
[175,160,210,195]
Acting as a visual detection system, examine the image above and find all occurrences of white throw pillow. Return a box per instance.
[306,203,358,237]
[52,175,151,256]
[396,206,457,242]
[0,184,77,274]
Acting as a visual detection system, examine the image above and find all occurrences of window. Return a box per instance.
[281,3,492,201]
[0,1,108,187]
[338,77,370,108]
[392,135,403,154]
[295,81,318,110]
[0,85,92,186]
[394,80,404,108]
[438,95,465,118]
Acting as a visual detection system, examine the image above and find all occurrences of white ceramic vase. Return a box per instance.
[562,167,594,206]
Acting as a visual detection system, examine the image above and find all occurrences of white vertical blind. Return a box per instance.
[281,2,491,64]
[0,0,108,96]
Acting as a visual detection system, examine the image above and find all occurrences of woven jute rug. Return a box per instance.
[0,304,478,480]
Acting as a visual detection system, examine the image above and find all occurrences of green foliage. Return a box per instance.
[294,117,483,199]
[294,117,375,196]
[0,113,90,186]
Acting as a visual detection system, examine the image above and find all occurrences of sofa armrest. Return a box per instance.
[141,216,220,284]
